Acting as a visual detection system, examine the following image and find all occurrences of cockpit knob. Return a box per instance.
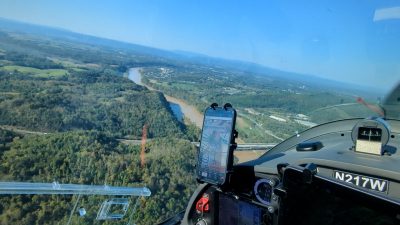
[196,195,210,213]
[268,178,278,187]
[195,219,207,225]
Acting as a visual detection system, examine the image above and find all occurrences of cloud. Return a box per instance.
[373,7,400,22]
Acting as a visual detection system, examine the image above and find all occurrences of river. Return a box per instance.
[128,68,203,127]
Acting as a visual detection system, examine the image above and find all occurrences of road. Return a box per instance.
[0,125,49,135]
[238,112,284,141]
[1,126,276,150]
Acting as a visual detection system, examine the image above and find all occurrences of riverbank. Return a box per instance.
[128,68,204,127]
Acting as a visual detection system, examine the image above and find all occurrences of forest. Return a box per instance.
[0,25,200,225]
[0,130,197,224]
[0,66,184,139]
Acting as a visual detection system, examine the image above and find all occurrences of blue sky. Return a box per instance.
[0,0,399,88]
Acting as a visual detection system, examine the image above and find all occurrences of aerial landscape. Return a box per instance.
[0,16,382,225]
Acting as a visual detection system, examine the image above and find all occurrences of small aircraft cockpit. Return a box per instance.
[160,84,400,225]
[1,1,400,224]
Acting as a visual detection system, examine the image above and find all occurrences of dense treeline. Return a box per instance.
[217,92,348,113]
[0,129,19,153]
[0,69,184,139]
[0,131,197,225]
[0,51,64,69]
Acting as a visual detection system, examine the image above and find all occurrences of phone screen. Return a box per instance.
[197,107,236,185]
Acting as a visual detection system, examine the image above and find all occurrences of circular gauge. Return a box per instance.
[254,178,274,205]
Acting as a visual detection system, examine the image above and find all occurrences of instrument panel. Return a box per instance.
[254,178,276,206]
[218,193,270,225]
[185,175,280,225]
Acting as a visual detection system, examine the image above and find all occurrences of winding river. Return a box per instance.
[128,68,203,127]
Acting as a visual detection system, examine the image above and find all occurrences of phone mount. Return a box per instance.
[210,102,219,109]
[196,103,238,186]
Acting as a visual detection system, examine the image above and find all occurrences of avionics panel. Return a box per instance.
[218,193,269,225]
[197,105,236,185]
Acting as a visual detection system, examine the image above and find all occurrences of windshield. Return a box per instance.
[0,0,399,224]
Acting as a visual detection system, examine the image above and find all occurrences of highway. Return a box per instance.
[1,126,277,151]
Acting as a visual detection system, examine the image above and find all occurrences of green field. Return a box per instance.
[0,65,68,77]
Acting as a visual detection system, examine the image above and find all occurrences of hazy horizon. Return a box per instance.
[0,0,399,89]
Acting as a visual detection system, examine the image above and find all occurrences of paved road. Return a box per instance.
[1,126,277,152]
[238,112,285,141]
[118,139,276,150]
[0,125,49,135]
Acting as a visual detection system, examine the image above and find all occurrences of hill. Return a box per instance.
[0,19,199,224]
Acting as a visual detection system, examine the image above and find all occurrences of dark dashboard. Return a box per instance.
[178,118,400,225]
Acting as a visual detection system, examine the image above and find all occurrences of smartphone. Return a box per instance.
[197,105,236,185]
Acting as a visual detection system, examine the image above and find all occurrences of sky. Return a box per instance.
[0,0,399,88]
